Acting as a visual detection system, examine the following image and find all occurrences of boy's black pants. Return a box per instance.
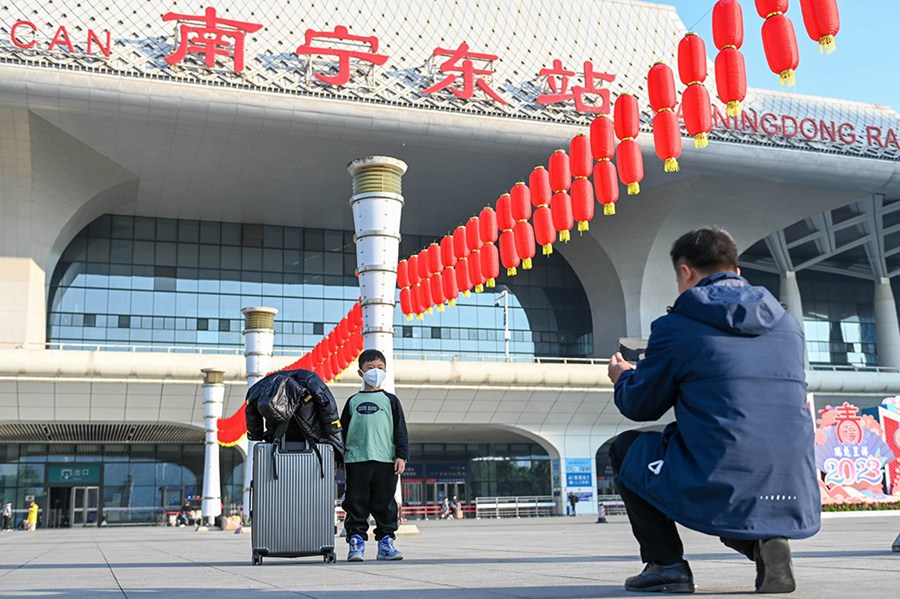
[342,460,398,542]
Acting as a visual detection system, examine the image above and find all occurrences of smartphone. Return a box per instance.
[617,338,648,363]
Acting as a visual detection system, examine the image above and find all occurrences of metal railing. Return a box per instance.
[596,494,627,516]
[474,495,556,518]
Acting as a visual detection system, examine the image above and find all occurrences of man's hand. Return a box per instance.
[608,352,635,384]
[394,458,406,476]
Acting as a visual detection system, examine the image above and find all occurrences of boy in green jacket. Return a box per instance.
[340,349,409,561]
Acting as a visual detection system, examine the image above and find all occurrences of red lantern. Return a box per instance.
[713,0,747,117]
[756,1,800,87]
[417,249,430,282]
[510,182,531,221]
[514,221,536,269]
[466,217,482,253]
[529,166,552,208]
[653,110,682,173]
[479,207,498,244]
[590,116,616,161]
[430,272,446,310]
[480,242,500,287]
[798,0,839,54]
[614,94,640,140]
[397,259,409,290]
[533,206,555,256]
[569,135,592,179]
[678,33,707,85]
[456,256,472,296]
[679,32,712,150]
[614,94,643,196]
[499,230,520,276]
[427,243,442,276]
[571,177,595,232]
[496,193,514,232]
[440,235,456,267]
[548,150,571,192]
[400,287,413,319]
[593,159,620,216]
[468,248,486,292]
[682,83,712,149]
[330,353,342,381]
[551,191,574,243]
[407,253,420,286]
[418,279,433,313]
[453,226,469,260]
[648,62,677,112]
[442,267,459,305]
[713,0,744,50]
[715,46,747,117]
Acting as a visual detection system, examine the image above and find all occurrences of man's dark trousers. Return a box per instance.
[342,460,398,542]
[610,431,756,564]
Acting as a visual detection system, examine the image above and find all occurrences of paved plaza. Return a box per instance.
[1,513,898,598]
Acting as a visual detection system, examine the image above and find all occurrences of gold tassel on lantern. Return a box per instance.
[522,258,532,270]
[463,290,471,297]
[779,69,796,87]
[437,304,445,312]
[694,133,709,149]
[626,183,640,196]
[486,278,495,288]
[448,298,456,306]
[542,244,553,256]
[507,267,517,276]
[819,35,836,54]
[604,204,617,216]
[726,101,742,118]
[577,221,589,233]
[416,313,424,321]
[405,313,413,321]
[475,284,484,293]
[426,307,433,314]
[664,158,680,173]
[558,230,571,243]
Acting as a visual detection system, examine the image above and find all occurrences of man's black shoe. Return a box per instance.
[754,538,796,593]
[624,561,695,593]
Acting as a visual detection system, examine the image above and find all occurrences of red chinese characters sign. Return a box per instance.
[163,7,262,73]
[295,25,387,86]
[538,60,616,114]
[421,42,507,105]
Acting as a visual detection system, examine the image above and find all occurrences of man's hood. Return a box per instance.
[671,272,786,336]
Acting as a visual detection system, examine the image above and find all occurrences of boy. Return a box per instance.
[340,349,409,561]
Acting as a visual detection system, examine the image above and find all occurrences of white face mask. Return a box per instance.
[362,368,387,389]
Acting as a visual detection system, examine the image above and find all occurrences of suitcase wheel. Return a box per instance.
[324,550,336,564]
[252,553,263,566]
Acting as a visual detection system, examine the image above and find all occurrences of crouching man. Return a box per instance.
[608,227,820,594]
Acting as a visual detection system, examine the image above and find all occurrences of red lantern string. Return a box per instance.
[399,287,413,319]
[529,166,555,254]
[548,151,574,241]
[479,206,499,287]
[571,177,595,234]
[613,94,644,198]
[510,182,534,269]
[713,0,748,117]
[590,114,618,216]
[430,272,446,311]
[496,193,520,276]
[756,0,800,87]
[442,267,459,305]
[453,226,471,297]
[648,62,681,173]
[440,235,457,306]
[678,32,712,150]
[798,0,839,54]
[466,217,485,292]
[569,135,592,179]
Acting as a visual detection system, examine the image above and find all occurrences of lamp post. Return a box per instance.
[494,287,510,361]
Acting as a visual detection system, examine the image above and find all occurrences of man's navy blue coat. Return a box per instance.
[614,272,820,540]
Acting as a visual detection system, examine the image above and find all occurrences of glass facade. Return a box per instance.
[48,215,594,358]
[743,268,877,366]
[0,443,243,527]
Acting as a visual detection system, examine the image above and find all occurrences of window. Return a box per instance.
[218,319,230,332]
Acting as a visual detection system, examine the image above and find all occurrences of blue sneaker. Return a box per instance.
[347,534,365,562]
[376,536,403,561]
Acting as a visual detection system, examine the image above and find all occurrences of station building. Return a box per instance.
[2,0,900,524]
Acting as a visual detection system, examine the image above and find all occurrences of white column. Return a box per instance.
[200,368,224,526]
[240,306,278,525]
[874,278,900,368]
[347,157,407,394]
[348,156,407,513]
[779,271,804,326]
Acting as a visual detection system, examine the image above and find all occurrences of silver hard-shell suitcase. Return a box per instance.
[251,440,336,564]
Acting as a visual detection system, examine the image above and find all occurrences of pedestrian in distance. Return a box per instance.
[341,349,409,562]
[1,501,12,531]
[608,227,819,594]
[439,496,451,520]
[568,491,579,517]
[450,494,462,520]
[25,500,39,532]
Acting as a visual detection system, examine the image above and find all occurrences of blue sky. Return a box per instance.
[657,1,899,110]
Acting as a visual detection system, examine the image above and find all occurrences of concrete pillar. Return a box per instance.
[200,368,224,526]
[240,306,278,525]
[874,278,900,368]
[779,271,804,326]
[347,156,407,394]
